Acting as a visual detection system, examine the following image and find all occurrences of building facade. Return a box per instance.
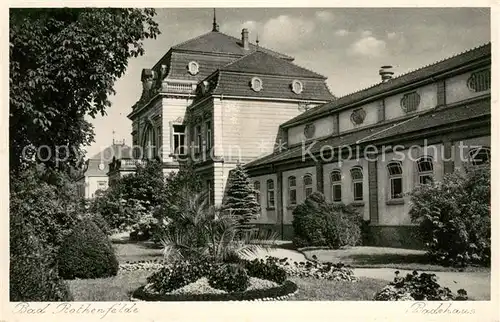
[244,44,491,247]
[111,17,490,247]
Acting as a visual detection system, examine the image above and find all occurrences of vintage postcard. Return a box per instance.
[1,2,498,322]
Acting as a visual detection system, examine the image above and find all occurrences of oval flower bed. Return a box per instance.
[130,256,357,301]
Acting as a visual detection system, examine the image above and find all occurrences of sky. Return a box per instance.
[85,7,490,157]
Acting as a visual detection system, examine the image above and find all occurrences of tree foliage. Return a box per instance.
[222,164,260,229]
[9,8,160,171]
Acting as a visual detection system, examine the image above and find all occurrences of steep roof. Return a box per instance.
[281,43,491,127]
[245,99,490,169]
[171,31,294,61]
[220,50,325,79]
[85,143,132,177]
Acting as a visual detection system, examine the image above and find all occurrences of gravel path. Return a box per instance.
[247,248,491,300]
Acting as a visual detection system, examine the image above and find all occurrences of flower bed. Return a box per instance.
[131,280,298,301]
[374,271,468,301]
[264,256,357,281]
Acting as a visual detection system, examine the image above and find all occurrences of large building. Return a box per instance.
[109,16,491,247]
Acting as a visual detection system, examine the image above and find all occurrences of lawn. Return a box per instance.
[66,236,389,301]
[303,246,490,272]
[67,270,388,301]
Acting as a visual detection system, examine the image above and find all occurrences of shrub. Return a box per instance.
[146,261,215,294]
[244,258,287,284]
[265,256,357,281]
[208,263,250,292]
[130,211,158,241]
[10,215,73,301]
[84,213,111,235]
[292,192,362,248]
[57,218,119,279]
[409,167,490,267]
[374,271,468,301]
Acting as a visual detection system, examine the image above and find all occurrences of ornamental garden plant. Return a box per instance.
[292,192,362,248]
[409,166,490,267]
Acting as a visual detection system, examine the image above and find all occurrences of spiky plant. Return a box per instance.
[160,193,278,263]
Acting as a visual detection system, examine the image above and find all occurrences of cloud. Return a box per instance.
[387,31,397,39]
[335,29,349,36]
[361,30,373,37]
[315,10,334,22]
[260,15,316,51]
[349,36,387,57]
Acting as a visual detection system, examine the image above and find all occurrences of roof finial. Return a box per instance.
[212,8,219,32]
[112,130,116,145]
[256,33,260,51]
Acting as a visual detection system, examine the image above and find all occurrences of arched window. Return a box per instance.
[254,181,261,205]
[142,124,157,159]
[350,166,363,201]
[417,156,434,185]
[303,174,313,198]
[288,176,297,205]
[266,179,275,209]
[331,170,342,202]
[387,161,403,199]
[468,147,490,166]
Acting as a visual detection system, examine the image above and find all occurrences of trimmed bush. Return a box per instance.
[292,192,362,248]
[244,258,287,284]
[208,263,250,292]
[374,271,468,301]
[10,216,73,301]
[409,167,490,267]
[57,218,119,279]
[84,213,111,235]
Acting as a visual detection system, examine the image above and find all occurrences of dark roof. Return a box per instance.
[85,143,132,177]
[361,98,490,143]
[220,50,326,79]
[281,43,491,127]
[245,98,490,169]
[171,31,294,61]
[211,71,334,101]
[165,51,237,81]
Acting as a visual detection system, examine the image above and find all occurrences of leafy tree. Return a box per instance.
[9,8,160,172]
[222,164,260,230]
[90,160,166,232]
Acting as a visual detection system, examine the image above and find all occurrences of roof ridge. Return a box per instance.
[220,50,327,79]
[336,42,491,100]
[216,30,294,60]
[171,30,214,50]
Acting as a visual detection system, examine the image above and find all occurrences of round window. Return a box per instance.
[292,80,303,94]
[350,108,366,125]
[187,61,199,75]
[304,123,315,139]
[251,77,263,92]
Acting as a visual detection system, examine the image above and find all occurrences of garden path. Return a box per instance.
[245,248,491,300]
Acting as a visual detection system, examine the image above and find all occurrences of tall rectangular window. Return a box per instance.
[267,179,275,209]
[195,125,202,153]
[303,174,313,199]
[173,124,186,155]
[350,167,363,201]
[205,120,212,151]
[288,176,297,205]
[387,161,403,199]
[331,170,342,202]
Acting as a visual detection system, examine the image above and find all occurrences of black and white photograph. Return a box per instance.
[3,3,498,321]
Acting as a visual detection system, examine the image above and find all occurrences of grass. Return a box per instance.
[303,246,490,272]
[68,269,150,301]
[67,269,389,301]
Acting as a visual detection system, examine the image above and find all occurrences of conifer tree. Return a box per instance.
[223,163,260,230]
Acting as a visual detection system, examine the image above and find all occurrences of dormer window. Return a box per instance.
[188,61,199,75]
[251,77,263,92]
[291,80,304,94]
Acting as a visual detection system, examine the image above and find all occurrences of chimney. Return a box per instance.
[379,65,394,83]
[241,28,249,50]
